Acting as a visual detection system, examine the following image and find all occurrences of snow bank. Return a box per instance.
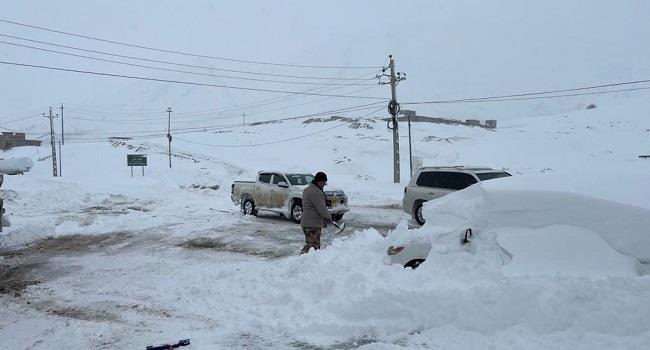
[116,185,646,346]
[0,157,33,174]
[482,177,650,261]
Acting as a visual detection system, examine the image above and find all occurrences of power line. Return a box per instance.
[55,71,381,119]
[175,124,348,148]
[0,33,378,81]
[60,102,386,139]
[403,86,650,105]
[0,39,378,86]
[1,113,42,124]
[0,18,382,69]
[109,106,385,148]
[64,85,381,125]
[0,60,387,100]
[402,79,650,105]
[58,76,378,119]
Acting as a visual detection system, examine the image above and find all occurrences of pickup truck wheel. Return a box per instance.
[414,202,426,226]
[242,199,257,216]
[291,202,303,224]
[332,213,344,222]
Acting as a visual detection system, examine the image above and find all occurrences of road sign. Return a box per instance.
[127,154,147,167]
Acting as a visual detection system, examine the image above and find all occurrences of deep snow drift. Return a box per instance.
[1,96,649,348]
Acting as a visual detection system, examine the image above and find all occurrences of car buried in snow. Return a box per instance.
[231,171,350,223]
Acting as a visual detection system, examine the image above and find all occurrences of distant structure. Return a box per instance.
[0,132,42,150]
[393,114,497,129]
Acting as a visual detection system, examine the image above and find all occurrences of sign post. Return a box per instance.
[127,154,147,178]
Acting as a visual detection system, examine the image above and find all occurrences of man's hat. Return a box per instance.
[314,171,328,182]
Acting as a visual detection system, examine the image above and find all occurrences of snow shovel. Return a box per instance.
[331,221,347,234]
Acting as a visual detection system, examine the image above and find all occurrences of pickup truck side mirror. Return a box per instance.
[278,181,289,188]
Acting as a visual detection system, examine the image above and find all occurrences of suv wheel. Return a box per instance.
[414,202,426,226]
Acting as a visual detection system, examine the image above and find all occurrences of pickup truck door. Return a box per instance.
[269,173,290,209]
[255,173,273,208]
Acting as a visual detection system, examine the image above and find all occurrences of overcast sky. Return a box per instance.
[1,0,649,126]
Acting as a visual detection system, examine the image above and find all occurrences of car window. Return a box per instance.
[258,173,272,184]
[272,174,286,185]
[286,174,314,186]
[416,171,436,187]
[477,172,511,181]
[435,172,477,190]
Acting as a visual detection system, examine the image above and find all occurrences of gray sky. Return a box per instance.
[1,0,649,127]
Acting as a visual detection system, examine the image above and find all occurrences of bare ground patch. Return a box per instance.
[0,261,42,296]
[0,232,137,296]
[180,237,296,258]
[30,300,121,323]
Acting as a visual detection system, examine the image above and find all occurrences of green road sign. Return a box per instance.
[127,154,147,167]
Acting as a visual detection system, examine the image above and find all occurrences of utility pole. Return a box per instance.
[60,103,64,145]
[58,141,62,177]
[242,112,246,127]
[43,107,58,177]
[380,55,406,183]
[400,110,416,177]
[167,107,172,168]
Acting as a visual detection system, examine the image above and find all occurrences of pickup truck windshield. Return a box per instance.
[286,174,314,186]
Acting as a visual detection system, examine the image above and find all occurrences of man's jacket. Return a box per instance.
[301,183,332,228]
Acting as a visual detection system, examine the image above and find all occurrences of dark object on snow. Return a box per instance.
[146,338,190,350]
[462,229,473,244]
[640,155,650,159]
[586,103,597,109]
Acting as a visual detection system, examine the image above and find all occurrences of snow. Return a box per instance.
[498,225,638,278]
[1,2,650,347]
[0,157,33,174]
[1,97,649,348]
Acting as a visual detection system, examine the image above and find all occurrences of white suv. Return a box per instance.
[403,166,511,225]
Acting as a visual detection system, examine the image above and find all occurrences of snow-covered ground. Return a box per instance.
[1,95,650,349]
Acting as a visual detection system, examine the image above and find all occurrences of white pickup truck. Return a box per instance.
[231,171,350,223]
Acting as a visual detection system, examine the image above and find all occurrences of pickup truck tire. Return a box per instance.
[290,201,303,224]
[332,213,344,221]
[414,201,426,226]
[242,199,258,216]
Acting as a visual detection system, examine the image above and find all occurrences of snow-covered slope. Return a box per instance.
[2,93,649,246]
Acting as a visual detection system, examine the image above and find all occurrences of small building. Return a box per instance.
[485,120,497,129]
[465,119,481,126]
[0,132,42,150]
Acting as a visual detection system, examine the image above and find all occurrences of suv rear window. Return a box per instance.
[436,172,477,190]
[416,171,436,187]
[416,171,477,190]
[476,172,511,181]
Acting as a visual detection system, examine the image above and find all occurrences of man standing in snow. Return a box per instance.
[300,171,333,254]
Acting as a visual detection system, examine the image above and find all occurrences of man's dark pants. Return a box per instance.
[300,227,321,254]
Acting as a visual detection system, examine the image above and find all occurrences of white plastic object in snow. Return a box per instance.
[0,157,33,175]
